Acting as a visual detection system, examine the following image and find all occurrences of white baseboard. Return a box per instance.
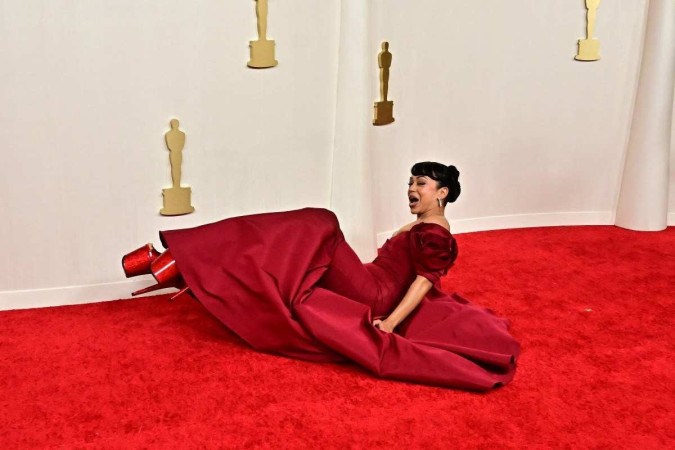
[376,211,615,246]
[0,278,173,312]
[450,210,615,234]
[668,212,675,226]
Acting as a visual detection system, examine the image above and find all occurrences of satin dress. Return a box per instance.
[160,208,519,390]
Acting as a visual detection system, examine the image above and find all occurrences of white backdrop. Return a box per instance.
[368,0,667,242]
[671,113,675,221]
[0,0,672,309]
[0,0,341,306]
[615,0,675,230]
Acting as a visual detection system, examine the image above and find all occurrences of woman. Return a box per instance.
[122,162,520,390]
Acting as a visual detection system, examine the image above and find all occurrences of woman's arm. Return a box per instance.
[373,275,433,333]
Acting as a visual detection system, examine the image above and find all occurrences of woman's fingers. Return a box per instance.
[372,319,393,333]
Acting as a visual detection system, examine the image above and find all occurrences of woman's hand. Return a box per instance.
[372,318,395,333]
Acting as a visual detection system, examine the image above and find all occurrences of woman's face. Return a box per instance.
[408,175,445,215]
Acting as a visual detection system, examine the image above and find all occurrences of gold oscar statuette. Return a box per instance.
[576,0,602,61]
[373,41,394,126]
[160,119,195,216]
[248,0,278,68]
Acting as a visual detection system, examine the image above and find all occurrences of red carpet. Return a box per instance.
[1,226,673,448]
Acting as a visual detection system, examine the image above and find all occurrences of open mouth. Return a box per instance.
[408,195,419,208]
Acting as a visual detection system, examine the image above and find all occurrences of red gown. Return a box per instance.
[160,208,519,390]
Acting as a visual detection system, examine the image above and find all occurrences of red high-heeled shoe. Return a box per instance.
[122,243,160,278]
[131,249,191,301]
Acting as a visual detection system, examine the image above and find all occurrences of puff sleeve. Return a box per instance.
[408,223,458,285]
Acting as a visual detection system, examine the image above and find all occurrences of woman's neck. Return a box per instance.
[417,210,445,220]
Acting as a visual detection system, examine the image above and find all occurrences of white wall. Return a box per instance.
[0,0,340,302]
[368,0,651,239]
[670,95,675,222]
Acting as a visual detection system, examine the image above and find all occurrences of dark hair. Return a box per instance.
[411,161,461,204]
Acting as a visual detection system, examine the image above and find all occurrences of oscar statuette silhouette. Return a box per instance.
[373,42,395,126]
[248,0,278,68]
[160,119,195,216]
[576,0,602,61]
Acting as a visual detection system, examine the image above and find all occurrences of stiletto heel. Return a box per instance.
[122,244,160,278]
[131,276,188,297]
[131,280,178,296]
[170,285,191,301]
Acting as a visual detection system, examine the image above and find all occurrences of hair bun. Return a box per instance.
[446,165,459,181]
[444,165,461,203]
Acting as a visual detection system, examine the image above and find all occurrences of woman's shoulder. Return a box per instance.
[411,217,452,236]
[393,217,451,238]
[392,220,416,237]
[416,216,451,233]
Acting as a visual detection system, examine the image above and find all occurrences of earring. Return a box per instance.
[437,198,442,208]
